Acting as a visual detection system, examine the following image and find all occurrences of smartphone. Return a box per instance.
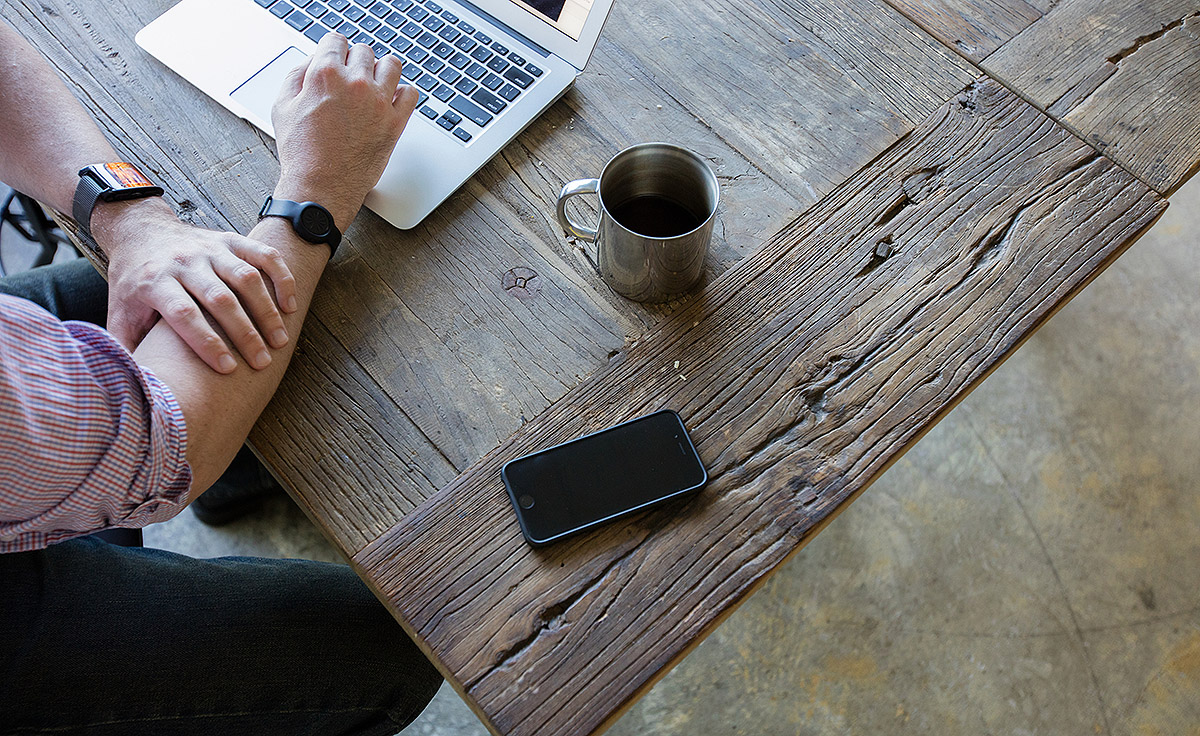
[501,410,708,547]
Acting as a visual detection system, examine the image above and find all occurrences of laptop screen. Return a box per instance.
[513,0,594,41]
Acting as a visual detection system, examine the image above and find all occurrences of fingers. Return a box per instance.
[314,30,350,66]
[210,253,290,350]
[394,83,419,114]
[154,281,241,374]
[376,52,404,89]
[279,55,311,101]
[227,236,298,314]
[346,41,375,71]
[185,274,275,371]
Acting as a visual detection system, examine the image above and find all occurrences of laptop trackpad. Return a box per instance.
[230,47,308,129]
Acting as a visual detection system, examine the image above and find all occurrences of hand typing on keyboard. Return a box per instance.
[270,32,419,232]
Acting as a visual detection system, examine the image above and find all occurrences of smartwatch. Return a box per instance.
[258,196,342,256]
[72,163,165,236]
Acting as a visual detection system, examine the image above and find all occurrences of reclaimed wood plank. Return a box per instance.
[881,0,1042,60]
[985,0,1200,194]
[354,77,1166,736]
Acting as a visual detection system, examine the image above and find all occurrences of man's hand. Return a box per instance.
[270,33,419,232]
[94,197,298,374]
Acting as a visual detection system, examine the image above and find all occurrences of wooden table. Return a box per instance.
[8,0,1199,733]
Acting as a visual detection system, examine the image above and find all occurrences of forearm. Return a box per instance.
[132,218,331,497]
[0,20,120,213]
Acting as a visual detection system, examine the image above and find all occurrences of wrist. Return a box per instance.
[273,175,360,234]
[90,196,177,260]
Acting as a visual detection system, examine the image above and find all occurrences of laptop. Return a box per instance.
[136,0,614,229]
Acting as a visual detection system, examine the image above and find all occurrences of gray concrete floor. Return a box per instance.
[4,173,1197,735]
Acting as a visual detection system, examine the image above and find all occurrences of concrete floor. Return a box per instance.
[3,171,1197,735]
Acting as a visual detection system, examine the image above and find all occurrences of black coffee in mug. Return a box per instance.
[611,195,702,238]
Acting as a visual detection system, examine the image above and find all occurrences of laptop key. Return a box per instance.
[369,1,389,16]
[525,63,542,77]
[438,26,460,42]
[254,0,273,7]
[454,78,477,95]
[442,110,462,125]
[419,105,437,119]
[338,20,356,35]
[344,5,365,20]
[304,24,329,42]
[491,42,509,55]
[432,41,454,58]
[437,116,455,131]
[471,88,506,115]
[406,46,429,63]
[308,2,328,17]
[360,16,381,31]
[377,26,397,42]
[422,16,444,32]
[453,127,471,142]
[418,31,438,47]
[385,10,404,26]
[421,56,445,74]
[508,52,525,66]
[293,0,312,7]
[438,67,460,84]
[390,36,413,53]
[406,6,428,21]
[497,83,519,102]
[322,12,343,27]
[327,0,349,9]
[470,47,491,63]
[433,84,455,102]
[486,56,508,74]
[449,95,492,127]
[353,31,373,45]
[449,52,470,69]
[442,11,458,23]
[465,62,486,80]
[401,20,422,37]
[402,61,421,79]
[425,1,441,11]
[454,36,476,53]
[481,72,502,90]
[416,73,438,91]
[474,31,492,44]
[390,0,413,9]
[270,2,293,19]
[502,66,533,89]
[286,10,313,30]
[458,22,475,35]
[372,42,389,58]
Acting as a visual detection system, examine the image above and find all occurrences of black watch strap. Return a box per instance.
[258,196,342,256]
[72,163,164,236]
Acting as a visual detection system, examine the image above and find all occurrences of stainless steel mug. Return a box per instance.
[556,143,719,303]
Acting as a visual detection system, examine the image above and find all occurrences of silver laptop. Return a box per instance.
[137,0,613,229]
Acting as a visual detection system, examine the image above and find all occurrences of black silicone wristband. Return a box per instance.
[257,196,342,256]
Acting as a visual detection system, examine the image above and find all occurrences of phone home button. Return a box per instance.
[518,494,535,509]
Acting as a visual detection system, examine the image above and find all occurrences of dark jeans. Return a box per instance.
[0,262,442,734]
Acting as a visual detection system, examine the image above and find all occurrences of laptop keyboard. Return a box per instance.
[251,0,545,144]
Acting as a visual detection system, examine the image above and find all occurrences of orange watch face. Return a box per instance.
[103,162,154,189]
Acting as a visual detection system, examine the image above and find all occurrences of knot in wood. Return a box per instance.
[502,267,542,300]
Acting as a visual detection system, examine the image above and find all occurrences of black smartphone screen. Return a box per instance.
[501,410,707,546]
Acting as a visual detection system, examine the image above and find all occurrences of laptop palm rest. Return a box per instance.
[230,47,306,135]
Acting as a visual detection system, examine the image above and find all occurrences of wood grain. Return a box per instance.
[354,78,1166,736]
[985,0,1200,194]
[882,0,1042,60]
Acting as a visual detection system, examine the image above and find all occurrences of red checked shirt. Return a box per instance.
[0,293,191,553]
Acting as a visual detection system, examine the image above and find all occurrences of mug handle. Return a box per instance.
[556,178,600,242]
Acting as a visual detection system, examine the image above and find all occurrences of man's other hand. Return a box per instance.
[270,33,419,233]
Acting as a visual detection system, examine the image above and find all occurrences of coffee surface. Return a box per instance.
[610,195,702,238]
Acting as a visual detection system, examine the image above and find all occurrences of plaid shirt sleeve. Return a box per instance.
[0,294,192,553]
